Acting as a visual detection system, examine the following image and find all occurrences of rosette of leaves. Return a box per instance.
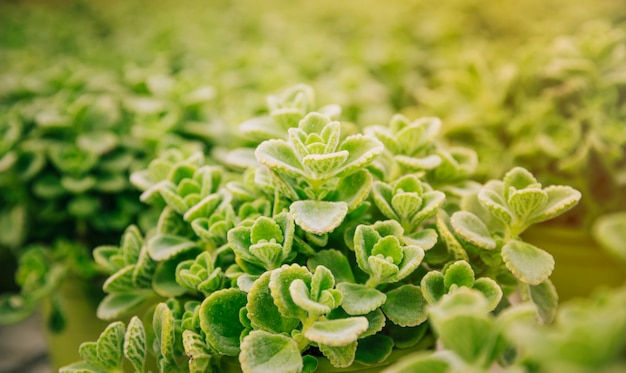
[444,167,581,322]
[255,111,384,234]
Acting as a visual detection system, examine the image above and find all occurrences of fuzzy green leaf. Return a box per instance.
[200,288,248,356]
[443,261,475,290]
[318,341,358,368]
[355,334,394,366]
[529,185,581,224]
[97,293,151,320]
[478,184,513,225]
[450,211,496,250]
[337,283,386,315]
[153,303,176,361]
[124,317,146,373]
[290,200,348,234]
[305,317,368,346]
[290,279,331,315]
[501,240,554,285]
[255,139,306,178]
[334,170,373,210]
[335,135,384,178]
[269,264,312,320]
[526,280,559,324]
[239,330,303,373]
[248,271,300,334]
[182,330,213,373]
[421,271,446,304]
[472,277,503,312]
[382,285,427,327]
[148,234,197,261]
[96,322,125,370]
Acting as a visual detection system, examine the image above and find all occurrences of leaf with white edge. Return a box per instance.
[335,135,384,178]
[421,271,445,304]
[593,212,626,262]
[501,240,554,285]
[255,139,306,178]
[305,317,368,346]
[290,279,331,315]
[450,211,496,250]
[380,353,449,373]
[391,192,422,221]
[443,261,475,290]
[361,309,386,337]
[183,330,213,373]
[183,194,222,222]
[411,191,446,227]
[472,278,503,312]
[103,265,136,293]
[248,272,300,334]
[239,330,303,373]
[382,285,427,327]
[478,187,513,225]
[158,182,190,215]
[124,317,146,373]
[153,303,176,361]
[529,185,581,224]
[290,200,348,234]
[333,170,373,210]
[148,234,197,261]
[270,264,312,320]
[96,321,125,370]
[308,250,355,284]
[318,341,357,368]
[405,229,438,251]
[395,154,442,171]
[355,334,394,366]
[78,342,101,369]
[372,182,398,221]
[389,245,425,283]
[436,210,468,261]
[337,283,386,315]
[503,167,539,197]
[303,151,349,179]
[132,245,157,288]
[508,188,548,222]
[200,288,248,356]
[97,293,152,320]
[525,280,558,324]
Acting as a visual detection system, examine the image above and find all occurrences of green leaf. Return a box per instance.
[96,321,125,370]
[290,200,348,234]
[148,234,197,261]
[302,151,349,178]
[318,341,357,368]
[421,271,446,304]
[411,191,445,227]
[305,317,368,346]
[153,303,177,362]
[334,170,373,210]
[103,265,135,293]
[59,361,106,373]
[382,285,427,327]
[124,317,146,373]
[183,194,222,222]
[478,184,513,225]
[503,167,538,197]
[308,250,355,284]
[508,188,548,220]
[443,261,475,290]
[526,280,558,324]
[78,342,101,369]
[153,259,188,297]
[200,288,248,356]
[239,330,303,373]
[354,334,394,366]
[335,135,384,177]
[182,330,213,373]
[337,283,386,315]
[248,271,300,334]
[436,314,495,364]
[255,139,306,178]
[501,240,554,285]
[290,279,331,315]
[472,278,503,312]
[97,293,151,320]
[450,211,496,250]
[270,264,312,320]
[529,185,581,224]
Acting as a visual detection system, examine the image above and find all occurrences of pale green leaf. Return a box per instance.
[421,271,446,304]
[450,211,496,250]
[382,285,427,327]
[290,200,348,234]
[239,330,303,373]
[305,317,368,346]
[200,288,248,356]
[529,185,581,224]
[148,234,197,261]
[526,279,559,324]
[443,261,475,290]
[337,283,386,315]
[182,330,213,373]
[501,240,554,285]
[96,322,125,370]
[335,135,384,177]
[124,317,146,373]
[247,271,300,334]
[318,341,357,368]
[255,139,306,178]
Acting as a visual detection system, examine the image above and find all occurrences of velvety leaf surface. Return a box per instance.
[382,285,427,327]
[200,288,248,356]
[290,200,348,234]
[337,283,386,315]
[239,330,303,373]
[501,240,554,285]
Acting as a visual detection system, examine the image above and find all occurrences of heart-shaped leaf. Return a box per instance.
[240,330,303,373]
[501,240,554,285]
[382,285,427,327]
[290,200,348,234]
[337,283,386,315]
